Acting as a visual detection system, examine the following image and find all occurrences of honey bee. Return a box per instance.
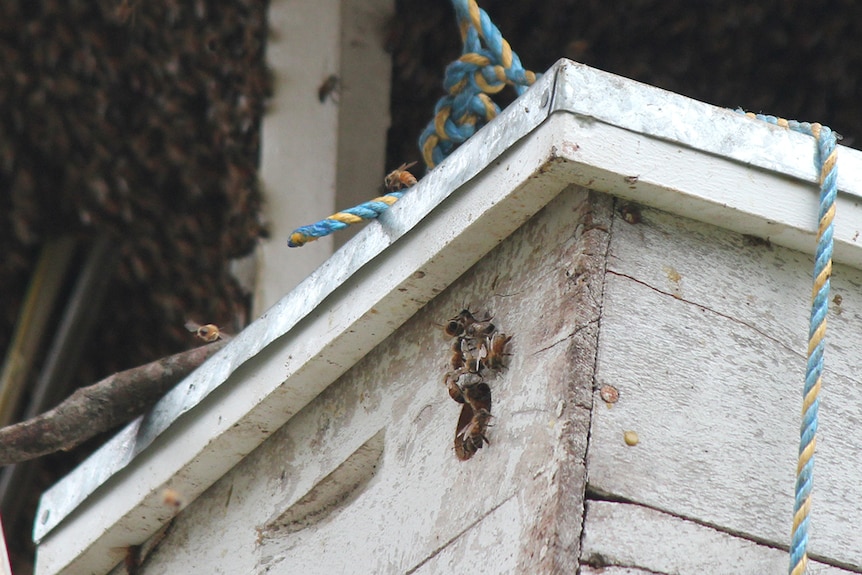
[440,308,509,459]
[453,362,492,460]
[462,380,491,412]
[448,338,466,371]
[123,545,142,575]
[465,319,496,339]
[317,74,339,103]
[384,161,418,191]
[162,488,184,510]
[455,406,492,461]
[184,320,227,343]
[444,372,465,404]
[458,408,492,456]
[443,308,492,339]
[484,333,512,370]
[453,402,474,460]
[443,309,475,338]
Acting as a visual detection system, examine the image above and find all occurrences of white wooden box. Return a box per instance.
[33,59,862,575]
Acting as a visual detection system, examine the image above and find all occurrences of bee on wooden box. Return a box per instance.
[484,333,512,370]
[440,308,510,460]
[455,407,492,461]
[442,309,477,338]
[448,338,466,371]
[444,371,465,404]
[464,318,495,340]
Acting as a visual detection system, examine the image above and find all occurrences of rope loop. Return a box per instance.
[419,0,538,169]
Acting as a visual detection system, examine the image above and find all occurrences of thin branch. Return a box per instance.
[0,341,226,466]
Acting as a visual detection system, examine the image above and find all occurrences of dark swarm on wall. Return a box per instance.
[0,1,270,371]
[0,0,269,571]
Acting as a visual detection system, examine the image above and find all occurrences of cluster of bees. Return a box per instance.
[441,309,512,461]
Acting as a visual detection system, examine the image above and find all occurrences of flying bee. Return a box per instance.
[484,333,512,370]
[317,74,339,103]
[384,161,418,191]
[184,320,225,343]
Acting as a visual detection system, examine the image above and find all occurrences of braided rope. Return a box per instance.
[287,163,418,248]
[743,112,838,575]
[418,0,539,169]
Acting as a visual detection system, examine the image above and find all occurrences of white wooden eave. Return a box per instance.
[33,58,862,575]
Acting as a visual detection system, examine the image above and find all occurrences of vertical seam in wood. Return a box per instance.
[575,193,615,573]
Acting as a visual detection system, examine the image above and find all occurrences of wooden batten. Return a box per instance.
[34,59,862,574]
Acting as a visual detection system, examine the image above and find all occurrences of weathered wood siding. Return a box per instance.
[586,203,862,573]
[128,186,609,574]
[119,188,862,574]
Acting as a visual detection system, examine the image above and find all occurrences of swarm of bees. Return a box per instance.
[441,309,512,461]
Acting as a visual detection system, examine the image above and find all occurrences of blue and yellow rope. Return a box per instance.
[287,163,417,247]
[418,0,539,169]
[289,0,537,247]
[743,112,838,575]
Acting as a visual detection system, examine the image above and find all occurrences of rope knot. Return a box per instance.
[419,0,538,169]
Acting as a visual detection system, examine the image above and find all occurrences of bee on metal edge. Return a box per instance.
[184,320,228,343]
[384,161,418,191]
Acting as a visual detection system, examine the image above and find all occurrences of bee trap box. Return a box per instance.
[33,59,862,575]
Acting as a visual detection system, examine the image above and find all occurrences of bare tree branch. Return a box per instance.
[0,341,226,466]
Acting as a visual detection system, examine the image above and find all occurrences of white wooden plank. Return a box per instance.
[552,59,862,200]
[606,203,862,399]
[253,0,341,314]
[581,501,859,575]
[588,205,862,570]
[550,112,862,271]
[408,495,523,575]
[250,0,393,307]
[333,0,394,248]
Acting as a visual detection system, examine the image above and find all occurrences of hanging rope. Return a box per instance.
[287,163,417,248]
[289,0,539,247]
[418,0,539,169]
[742,112,838,575]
